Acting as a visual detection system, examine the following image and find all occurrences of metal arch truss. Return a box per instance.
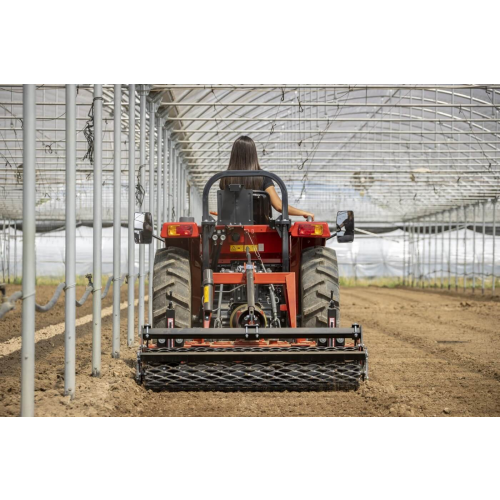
[0,83,499,224]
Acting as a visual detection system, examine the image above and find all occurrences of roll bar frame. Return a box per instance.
[201,170,291,272]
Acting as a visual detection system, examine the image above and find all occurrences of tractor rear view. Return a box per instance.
[134,171,367,391]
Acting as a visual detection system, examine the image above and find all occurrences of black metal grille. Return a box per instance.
[142,360,364,391]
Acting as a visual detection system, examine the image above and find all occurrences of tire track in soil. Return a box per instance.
[343,288,500,377]
[346,287,500,340]
[341,288,500,417]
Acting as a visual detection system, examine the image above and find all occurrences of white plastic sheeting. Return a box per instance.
[1,226,498,280]
[328,228,499,280]
[1,226,136,278]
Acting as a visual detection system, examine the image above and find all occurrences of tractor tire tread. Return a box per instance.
[300,246,340,327]
[152,247,191,329]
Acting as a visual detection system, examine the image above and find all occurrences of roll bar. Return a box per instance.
[202,170,289,222]
[201,171,291,272]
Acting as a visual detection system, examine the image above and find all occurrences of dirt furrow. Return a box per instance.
[1,286,498,417]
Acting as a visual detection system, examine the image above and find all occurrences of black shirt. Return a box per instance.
[219,176,275,191]
[262,177,274,191]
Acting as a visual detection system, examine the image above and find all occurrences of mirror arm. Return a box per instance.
[143,223,163,242]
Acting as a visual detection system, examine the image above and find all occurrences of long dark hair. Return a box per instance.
[220,136,264,190]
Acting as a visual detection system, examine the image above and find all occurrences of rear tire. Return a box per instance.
[152,247,191,328]
[300,246,340,327]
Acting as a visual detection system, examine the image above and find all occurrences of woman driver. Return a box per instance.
[220,136,315,221]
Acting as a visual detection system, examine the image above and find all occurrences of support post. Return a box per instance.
[1,219,4,282]
[6,219,10,283]
[127,84,136,347]
[163,128,168,225]
[184,165,188,217]
[172,146,177,220]
[427,216,431,287]
[92,84,103,377]
[472,205,476,293]
[493,199,497,295]
[21,84,36,417]
[416,220,421,287]
[421,219,425,289]
[156,115,163,246]
[168,138,174,221]
[148,101,156,324]
[178,155,183,216]
[411,222,415,287]
[65,84,76,397]
[448,210,452,290]
[440,212,444,289]
[455,208,459,292]
[433,214,438,288]
[112,84,121,358]
[463,205,467,292]
[402,222,406,286]
[408,223,412,286]
[138,87,147,337]
[482,202,486,295]
[14,221,17,281]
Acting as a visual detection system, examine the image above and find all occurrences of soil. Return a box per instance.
[1,285,499,417]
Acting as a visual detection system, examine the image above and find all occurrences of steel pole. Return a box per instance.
[127,84,136,347]
[421,219,425,289]
[427,216,431,287]
[156,115,163,246]
[482,202,486,295]
[412,222,416,287]
[1,219,5,282]
[21,84,36,417]
[92,84,103,377]
[440,212,444,289]
[184,170,187,216]
[181,165,185,217]
[433,214,438,288]
[163,129,168,224]
[463,205,467,292]
[448,210,452,290]
[402,222,406,286]
[168,140,176,222]
[455,208,460,292]
[6,220,10,283]
[182,160,185,217]
[176,156,179,218]
[148,102,155,325]
[410,223,414,287]
[172,148,177,220]
[138,87,147,337]
[411,222,414,286]
[177,153,181,217]
[493,199,497,295]
[112,84,121,358]
[64,84,76,397]
[416,220,421,287]
[14,221,17,281]
[406,223,410,286]
[472,205,476,292]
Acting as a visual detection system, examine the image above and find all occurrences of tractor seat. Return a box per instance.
[252,190,272,225]
[217,185,272,226]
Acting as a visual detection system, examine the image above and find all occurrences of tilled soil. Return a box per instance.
[1,285,499,417]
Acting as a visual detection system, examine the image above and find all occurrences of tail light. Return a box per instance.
[167,224,194,237]
[298,223,324,236]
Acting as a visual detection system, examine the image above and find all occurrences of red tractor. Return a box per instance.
[135,171,367,390]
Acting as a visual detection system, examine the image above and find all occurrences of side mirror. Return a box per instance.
[134,212,153,244]
[336,210,354,243]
